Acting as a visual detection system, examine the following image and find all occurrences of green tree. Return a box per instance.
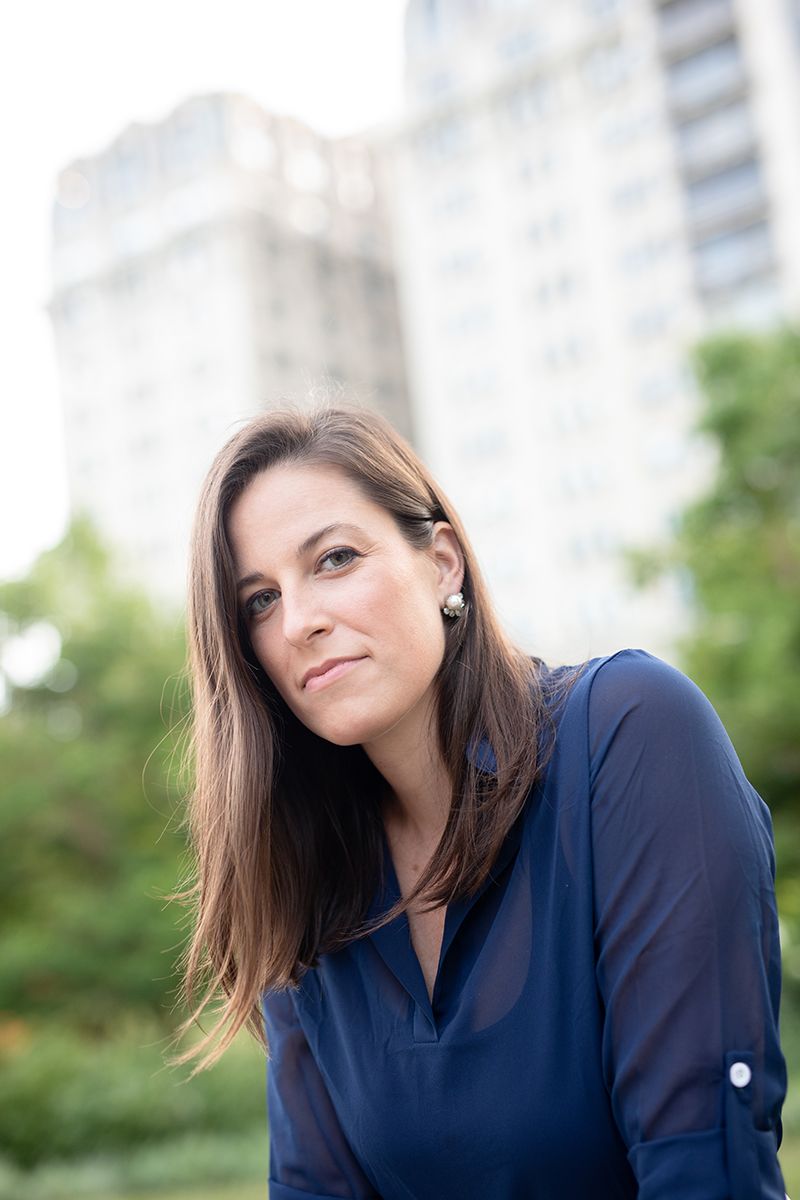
[626,326,800,1008]
[631,327,800,816]
[0,517,189,1029]
[0,521,269,1184]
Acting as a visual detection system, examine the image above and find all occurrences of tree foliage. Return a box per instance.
[630,327,800,813]
[0,518,190,1028]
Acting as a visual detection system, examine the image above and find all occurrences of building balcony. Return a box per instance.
[666,38,747,119]
[657,0,736,63]
[675,100,757,178]
[684,159,767,239]
[692,219,774,292]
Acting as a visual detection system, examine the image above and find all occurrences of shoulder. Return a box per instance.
[546,646,716,727]
[589,647,726,728]
[586,647,715,718]
[582,647,744,787]
[584,650,776,890]
[551,647,734,774]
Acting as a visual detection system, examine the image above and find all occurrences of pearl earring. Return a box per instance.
[442,592,465,619]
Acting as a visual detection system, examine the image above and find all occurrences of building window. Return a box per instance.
[599,105,659,147]
[518,147,560,183]
[168,236,210,286]
[422,0,442,37]
[432,186,478,220]
[628,304,674,340]
[619,235,673,274]
[554,395,600,433]
[415,116,472,164]
[535,272,578,308]
[637,368,685,408]
[445,306,493,338]
[610,176,656,210]
[583,44,638,93]
[450,365,501,405]
[458,427,509,460]
[438,248,485,276]
[421,71,455,99]
[113,264,148,302]
[101,142,149,206]
[56,287,96,328]
[501,77,558,127]
[643,433,686,473]
[497,29,543,63]
[584,0,624,20]
[528,210,569,244]
[543,337,590,372]
[405,0,446,53]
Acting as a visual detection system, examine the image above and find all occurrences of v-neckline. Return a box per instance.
[364,793,532,1039]
[381,822,448,1008]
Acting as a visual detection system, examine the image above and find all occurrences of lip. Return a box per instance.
[302,657,366,692]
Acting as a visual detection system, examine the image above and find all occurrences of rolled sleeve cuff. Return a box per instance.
[628,1125,785,1200]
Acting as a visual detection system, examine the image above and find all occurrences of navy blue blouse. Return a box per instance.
[262,649,787,1199]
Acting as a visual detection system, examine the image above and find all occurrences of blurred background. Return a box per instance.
[1,0,799,1196]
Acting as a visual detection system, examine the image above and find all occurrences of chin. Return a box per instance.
[314,719,386,748]
[317,728,367,748]
[300,706,397,749]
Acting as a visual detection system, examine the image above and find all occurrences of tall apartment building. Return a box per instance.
[49,92,411,602]
[381,0,800,663]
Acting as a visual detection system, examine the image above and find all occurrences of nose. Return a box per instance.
[279,586,331,646]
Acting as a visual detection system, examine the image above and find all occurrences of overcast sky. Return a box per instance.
[0,0,407,579]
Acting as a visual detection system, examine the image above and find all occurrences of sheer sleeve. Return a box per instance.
[588,650,787,1200]
[263,987,381,1200]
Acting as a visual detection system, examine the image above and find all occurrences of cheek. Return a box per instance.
[392,599,446,683]
[374,564,444,657]
[421,622,447,681]
[248,628,288,692]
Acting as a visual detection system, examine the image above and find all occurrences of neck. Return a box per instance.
[362,694,452,847]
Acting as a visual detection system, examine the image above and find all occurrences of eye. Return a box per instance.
[244,589,279,619]
[318,546,360,571]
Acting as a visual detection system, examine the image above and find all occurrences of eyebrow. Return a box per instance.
[236,523,367,592]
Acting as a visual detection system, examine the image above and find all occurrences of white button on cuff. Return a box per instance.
[730,1062,752,1088]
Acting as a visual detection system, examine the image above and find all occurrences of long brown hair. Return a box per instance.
[172,405,581,1072]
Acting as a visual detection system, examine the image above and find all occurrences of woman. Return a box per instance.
[175,405,787,1198]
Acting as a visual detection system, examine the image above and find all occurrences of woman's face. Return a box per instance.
[227,462,464,754]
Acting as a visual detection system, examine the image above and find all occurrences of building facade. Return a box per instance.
[380,0,800,662]
[49,92,411,602]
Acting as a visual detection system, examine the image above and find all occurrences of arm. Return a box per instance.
[588,650,787,1200]
[263,986,381,1200]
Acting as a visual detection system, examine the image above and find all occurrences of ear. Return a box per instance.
[430,522,465,602]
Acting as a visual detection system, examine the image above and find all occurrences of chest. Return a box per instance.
[405,906,446,1002]
[387,834,447,1003]
[302,810,623,1198]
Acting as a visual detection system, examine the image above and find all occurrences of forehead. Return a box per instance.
[227,462,394,562]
